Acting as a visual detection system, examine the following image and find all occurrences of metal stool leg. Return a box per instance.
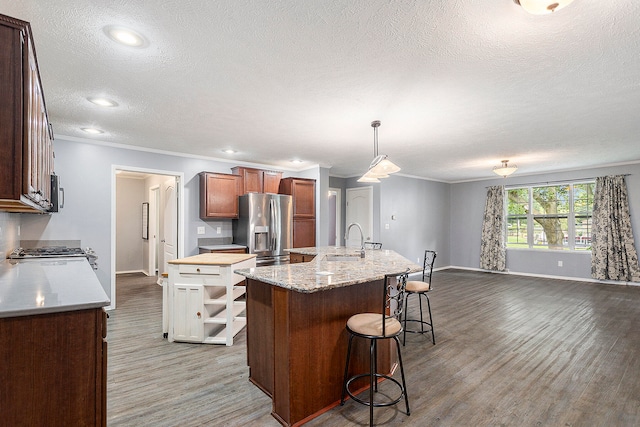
[341,334,355,405]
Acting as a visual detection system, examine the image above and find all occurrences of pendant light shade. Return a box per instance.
[493,160,518,178]
[514,0,575,15]
[358,121,400,183]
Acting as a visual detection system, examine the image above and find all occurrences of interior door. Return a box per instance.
[162,178,177,274]
[148,186,159,278]
[345,187,373,247]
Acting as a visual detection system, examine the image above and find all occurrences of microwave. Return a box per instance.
[49,174,64,212]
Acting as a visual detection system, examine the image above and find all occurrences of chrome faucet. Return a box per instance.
[345,222,365,258]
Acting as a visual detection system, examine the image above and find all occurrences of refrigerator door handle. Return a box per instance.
[270,198,277,251]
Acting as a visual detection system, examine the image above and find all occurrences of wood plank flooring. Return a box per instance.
[108,270,640,426]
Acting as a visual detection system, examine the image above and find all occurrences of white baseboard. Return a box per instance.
[445,265,640,286]
[116,269,146,275]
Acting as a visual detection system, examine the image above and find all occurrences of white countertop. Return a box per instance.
[0,257,110,318]
[235,246,421,293]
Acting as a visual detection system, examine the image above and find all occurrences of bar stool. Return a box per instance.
[340,270,410,426]
[403,250,437,345]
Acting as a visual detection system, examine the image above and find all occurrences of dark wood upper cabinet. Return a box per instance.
[279,177,316,247]
[279,177,316,219]
[199,172,242,219]
[231,166,282,194]
[0,14,54,213]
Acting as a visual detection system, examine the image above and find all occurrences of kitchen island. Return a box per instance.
[235,247,421,426]
[0,257,110,426]
[167,252,256,345]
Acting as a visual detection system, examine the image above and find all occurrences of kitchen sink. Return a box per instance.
[325,254,362,262]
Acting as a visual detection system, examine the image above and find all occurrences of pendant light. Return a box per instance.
[493,160,518,178]
[357,120,401,183]
[513,0,575,15]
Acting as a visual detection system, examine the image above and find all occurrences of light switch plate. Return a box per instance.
[197,226,205,235]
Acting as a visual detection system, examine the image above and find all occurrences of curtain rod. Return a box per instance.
[487,174,631,189]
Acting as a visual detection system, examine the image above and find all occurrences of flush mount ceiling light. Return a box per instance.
[513,0,575,14]
[222,149,236,154]
[81,127,104,135]
[103,25,147,47]
[87,97,118,107]
[493,160,518,178]
[357,120,401,183]
[290,159,304,164]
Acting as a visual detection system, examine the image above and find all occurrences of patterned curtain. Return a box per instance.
[480,186,506,271]
[591,175,640,282]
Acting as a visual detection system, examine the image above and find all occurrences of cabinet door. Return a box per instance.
[262,171,282,194]
[292,179,315,218]
[200,173,241,219]
[173,285,204,342]
[293,218,316,248]
[232,166,262,194]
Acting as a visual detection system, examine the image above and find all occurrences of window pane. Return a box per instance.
[574,183,595,215]
[507,188,529,215]
[532,186,569,215]
[532,216,568,249]
[575,215,592,250]
[507,217,528,248]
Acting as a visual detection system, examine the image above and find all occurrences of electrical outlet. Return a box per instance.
[197,226,205,235]
[385,223,390,229]
[216,226,222,234]
[558,260,563,267]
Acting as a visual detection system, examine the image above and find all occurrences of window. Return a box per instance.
[506,182,595,251]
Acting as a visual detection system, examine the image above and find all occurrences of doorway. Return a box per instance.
[345,187,373,247]
[328,188,342,246]
[111,166,184,310]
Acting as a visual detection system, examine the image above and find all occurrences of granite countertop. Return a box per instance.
[169,253,256,266]
[235,246,422,293]
[0,257,110,318]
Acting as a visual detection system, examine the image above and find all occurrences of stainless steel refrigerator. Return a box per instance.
[233,193,293,265]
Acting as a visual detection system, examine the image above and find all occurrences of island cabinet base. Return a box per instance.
[246,278,394,426]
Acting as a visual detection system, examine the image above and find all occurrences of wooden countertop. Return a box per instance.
[168,253,256,266]
[235,246,421,293]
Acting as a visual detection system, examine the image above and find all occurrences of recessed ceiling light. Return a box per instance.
[87,97,118,107]
[81,127,104,135]
[103,25,147,47]
[223,149,236,154]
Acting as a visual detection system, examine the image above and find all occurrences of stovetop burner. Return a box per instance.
[10,246,86,257]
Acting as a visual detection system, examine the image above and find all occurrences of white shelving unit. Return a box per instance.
[166,254,256,346]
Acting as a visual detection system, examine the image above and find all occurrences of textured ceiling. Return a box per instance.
[2,0,640,182]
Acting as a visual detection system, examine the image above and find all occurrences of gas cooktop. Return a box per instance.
[10,246,88,258]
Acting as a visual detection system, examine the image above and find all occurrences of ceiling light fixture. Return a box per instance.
[103,25,147,47]
[513,0,575,14]
[81,127,104,135]
[87,97,118,107]
[222,149,236,154]
[357,120,400,183]
[493,160,518,178]
[291,159,304,164]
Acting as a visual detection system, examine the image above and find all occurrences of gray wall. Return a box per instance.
[450,163,640,279]
[341,174,450,269]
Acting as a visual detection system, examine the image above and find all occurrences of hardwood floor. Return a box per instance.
[108,270,640,426]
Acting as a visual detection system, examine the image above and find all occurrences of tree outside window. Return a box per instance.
[506,182,595,251]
